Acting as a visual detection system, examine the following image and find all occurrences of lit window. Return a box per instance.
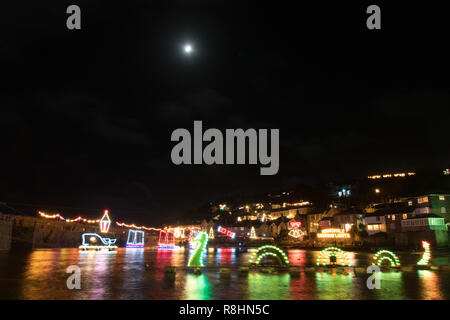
[441,207,447,214]
[368,224,381,231]
[418,196,429,204]
[408,201,413,206]
[392,215,396,221]
[402,214,407,220]
[439,195,445,201]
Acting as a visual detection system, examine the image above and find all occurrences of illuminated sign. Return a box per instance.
[317,228,350,239]
[217,226,235,238]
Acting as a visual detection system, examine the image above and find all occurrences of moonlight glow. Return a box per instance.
[184,44,192,54]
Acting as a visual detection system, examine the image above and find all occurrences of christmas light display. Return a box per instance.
[158,230,175,249]
[174,228,183,238]
[208,227,214,239]
[99,210,111,233]
[79,233,118,251]
[250,226,257,239]
[38,211,100,223]
[217,226,235,238]
[116,221,162,231]
[126,229,145,248]
[188,231,209,267]
[248,245,289,266]
[316,247,351,267]
[288,220,304,238]
[317,228,350,239]
[417,241,431,266]
[372,250,401,267]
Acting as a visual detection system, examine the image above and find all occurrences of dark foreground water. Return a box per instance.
[0,247,450,299]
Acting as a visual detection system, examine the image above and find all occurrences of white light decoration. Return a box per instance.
[250,226,257,239]
[79,233,117,251]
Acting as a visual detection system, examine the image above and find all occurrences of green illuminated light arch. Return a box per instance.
[372,250,401,267]
[316,247,351,267]
[249,245,290,266]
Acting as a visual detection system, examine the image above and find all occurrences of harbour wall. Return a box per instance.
[0,214,160,251]
[0,220,12,252]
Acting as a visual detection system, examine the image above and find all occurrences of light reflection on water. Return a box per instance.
[1,248,450,300]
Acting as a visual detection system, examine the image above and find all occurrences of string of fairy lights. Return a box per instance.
[37,210,200,234]
[38,211,100,223]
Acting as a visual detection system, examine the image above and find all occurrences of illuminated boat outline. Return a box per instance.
[79,233,118,251]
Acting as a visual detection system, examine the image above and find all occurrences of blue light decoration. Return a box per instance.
[79,233,118,251]
[126,229,145,248]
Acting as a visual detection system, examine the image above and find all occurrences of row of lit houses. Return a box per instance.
[200,193,450,247]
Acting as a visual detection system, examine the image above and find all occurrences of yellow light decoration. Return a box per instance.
[115,221,162,231]
[38,211,100,223]
[368,172,416,179]
[174,228,183,238]
[317,228,350,239]
[316,247,351,267]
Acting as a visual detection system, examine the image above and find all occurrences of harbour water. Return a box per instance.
[0,247,450,300]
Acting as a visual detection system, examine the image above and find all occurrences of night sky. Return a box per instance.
[1,1,449,224]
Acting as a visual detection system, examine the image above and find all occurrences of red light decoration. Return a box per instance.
[288,220,304,238]
[289,221,302,229]
[158,230,175,249]
[217,226,235,238]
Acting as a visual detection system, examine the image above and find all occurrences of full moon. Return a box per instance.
[184,44,192,54]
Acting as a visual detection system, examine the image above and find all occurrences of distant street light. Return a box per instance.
[375,188,381,194]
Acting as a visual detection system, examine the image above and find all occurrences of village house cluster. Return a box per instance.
[193,171,450,249]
